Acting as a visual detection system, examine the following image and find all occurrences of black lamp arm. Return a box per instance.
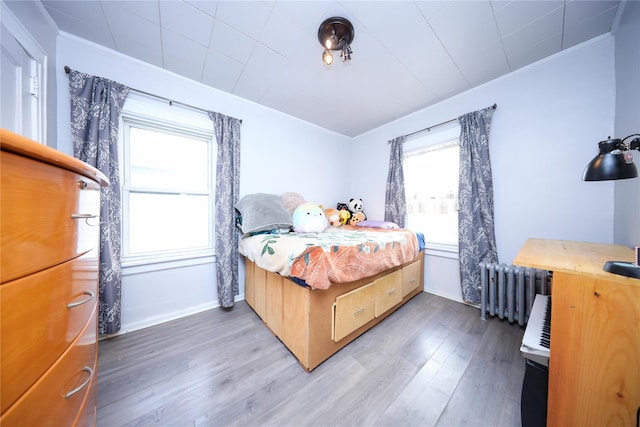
[621,134,640,150]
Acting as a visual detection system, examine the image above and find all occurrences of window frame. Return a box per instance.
[119,93,216,268]
[403,121,461,253]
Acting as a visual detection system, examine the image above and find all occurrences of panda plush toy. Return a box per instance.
[347,198,366,220]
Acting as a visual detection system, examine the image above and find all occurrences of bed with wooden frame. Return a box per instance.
[240,226,424,371]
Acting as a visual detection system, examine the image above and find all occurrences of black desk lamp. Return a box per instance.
[583,134,640,181]
[583,134,640,279]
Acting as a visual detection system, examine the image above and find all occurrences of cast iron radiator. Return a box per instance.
[479,262,552,326]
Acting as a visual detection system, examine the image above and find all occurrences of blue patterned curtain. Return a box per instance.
[68,69,129,334]
[385,136,407,227]
[208,112,241,307]
[457,106,498,304]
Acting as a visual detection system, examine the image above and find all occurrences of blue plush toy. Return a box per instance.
[292,202,328,233]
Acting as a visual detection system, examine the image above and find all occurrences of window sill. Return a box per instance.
[424,242,459,260]
[122,252,215,276]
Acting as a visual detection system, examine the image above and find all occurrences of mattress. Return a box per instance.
[238,225,421,290]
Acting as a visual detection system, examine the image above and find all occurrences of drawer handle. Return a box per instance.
[409,278,416,283]
[71,213,100,226]
[65,366,93,399]
[67,290,95,309]
[71,213,99,219]
[387,289,397,295]
[354,308,366,316]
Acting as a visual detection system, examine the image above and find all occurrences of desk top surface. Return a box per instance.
[514,238,637,285]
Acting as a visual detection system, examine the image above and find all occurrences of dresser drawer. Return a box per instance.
[374,269,403,317]
[73,370,97,427]
[1,253,98,413]
[333,282,376,342]
[402,260,422,297]
[1,151,100,283]
[0,308,97,426]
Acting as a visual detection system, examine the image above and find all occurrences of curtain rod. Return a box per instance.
[64,65,242,122]
[401,103,497,140]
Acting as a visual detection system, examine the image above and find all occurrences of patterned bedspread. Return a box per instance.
[238,226,421,290]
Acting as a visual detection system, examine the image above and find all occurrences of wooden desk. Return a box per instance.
[514,238,639,426]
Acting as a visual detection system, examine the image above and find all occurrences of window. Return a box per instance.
[403,123,460,247]
[120,93,215,265]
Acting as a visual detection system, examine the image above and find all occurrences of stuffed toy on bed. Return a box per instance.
[338,209,351,225]
[324,207,342,227]
[293,202,328,233]
[348,211,366,226]
[281,192,306,214]
[348,198,365,215]
[348,198,366,222]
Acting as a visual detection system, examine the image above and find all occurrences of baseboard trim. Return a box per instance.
[423,288,464,304]
[100,293,245,339]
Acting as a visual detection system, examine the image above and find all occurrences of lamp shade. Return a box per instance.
[583,138,639,181]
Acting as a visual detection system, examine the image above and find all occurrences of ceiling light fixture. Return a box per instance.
[318,17,354,66]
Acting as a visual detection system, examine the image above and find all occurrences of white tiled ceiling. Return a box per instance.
[39,0,621,137]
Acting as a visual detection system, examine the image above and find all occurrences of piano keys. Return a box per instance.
[520,294,551,367]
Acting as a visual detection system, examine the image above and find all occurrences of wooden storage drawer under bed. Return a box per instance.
[333,282,376,342]
[245,251,424,371]
[402,259,422,297]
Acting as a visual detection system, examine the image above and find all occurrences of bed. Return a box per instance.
[237,194,425,371]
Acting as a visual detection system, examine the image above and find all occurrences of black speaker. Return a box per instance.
[521,359,548,427]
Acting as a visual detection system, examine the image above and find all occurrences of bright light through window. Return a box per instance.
[129,193,210,254]
[129,127,209,192]
[404,140,459,245]
[122,116,214,262]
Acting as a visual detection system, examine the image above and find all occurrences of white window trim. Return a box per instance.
[119,92,215,268]
[424,242,459,260]
[122,254,216,276]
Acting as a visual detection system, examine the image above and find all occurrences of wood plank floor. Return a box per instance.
[97,292,526,427]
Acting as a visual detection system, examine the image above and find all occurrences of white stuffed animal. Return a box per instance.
[292,202,328,233]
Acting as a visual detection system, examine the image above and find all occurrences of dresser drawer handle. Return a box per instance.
[354,308,366,316]
[65,366,93,399]
[71,213,99,219]
[71,213,100,226]
[387,289,397,295]
[67,290,95,309]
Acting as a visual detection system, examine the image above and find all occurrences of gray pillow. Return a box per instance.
[235,193,293,234]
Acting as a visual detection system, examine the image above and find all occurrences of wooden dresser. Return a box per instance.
[514,238,640,426]
[1,129,108,426]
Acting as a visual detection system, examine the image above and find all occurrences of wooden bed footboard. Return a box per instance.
[244,251,425,371]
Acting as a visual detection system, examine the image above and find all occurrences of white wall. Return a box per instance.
[55,34,351,333]
[613,0,640,247]
[351,36,616,301]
